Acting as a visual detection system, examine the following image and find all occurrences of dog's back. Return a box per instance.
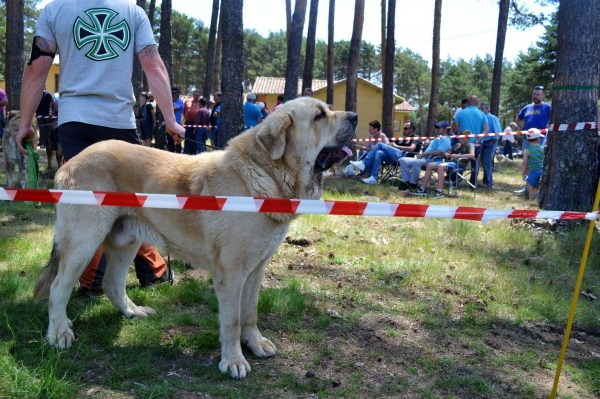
[2,111,29,188]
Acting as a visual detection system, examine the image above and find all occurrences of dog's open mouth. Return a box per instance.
[315,145,353,171]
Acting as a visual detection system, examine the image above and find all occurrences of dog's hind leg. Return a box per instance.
[17,155,28,188]
[240,257,277,358]
[4,153,15,188]
[102,243,156,319]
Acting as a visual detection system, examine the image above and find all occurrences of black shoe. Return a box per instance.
[140,269,175,288]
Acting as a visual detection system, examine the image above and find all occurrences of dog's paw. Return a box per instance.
[246,336,277,358]
[219,356,251,379]
[47,325,75,349]
[129,305,156,319]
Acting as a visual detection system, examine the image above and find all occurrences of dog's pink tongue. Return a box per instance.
[342,146,352,157]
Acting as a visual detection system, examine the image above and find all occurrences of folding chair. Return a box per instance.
[447,144,481,198]
[379,140,422,184]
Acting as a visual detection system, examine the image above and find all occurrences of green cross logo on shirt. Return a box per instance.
[73,8,130,61]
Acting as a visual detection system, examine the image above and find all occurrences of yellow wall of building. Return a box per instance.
[313,82,409,139]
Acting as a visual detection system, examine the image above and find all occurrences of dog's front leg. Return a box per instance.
[212,268,251,379]
[240,258,277,358]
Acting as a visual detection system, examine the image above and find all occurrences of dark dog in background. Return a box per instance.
[2,111,30,188]
[45,123,64,172]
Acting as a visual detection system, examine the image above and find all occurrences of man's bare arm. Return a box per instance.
[16,36,56,154]
[138,44,184,139]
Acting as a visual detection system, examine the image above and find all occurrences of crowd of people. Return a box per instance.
[347,86,551,201]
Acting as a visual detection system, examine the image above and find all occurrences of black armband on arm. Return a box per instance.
[27,40,56,65]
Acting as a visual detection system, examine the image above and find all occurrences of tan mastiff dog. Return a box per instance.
[34,97,356,379]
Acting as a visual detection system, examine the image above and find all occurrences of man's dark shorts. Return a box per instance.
[139,125,153,140]
[59,122,140,161]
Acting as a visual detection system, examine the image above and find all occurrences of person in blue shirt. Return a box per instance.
[244,92,263,129]
[516,86,551,149]
[477,102,502,188]
[168,86,184,153]
[452,95,488,143]
[399,123,452,190]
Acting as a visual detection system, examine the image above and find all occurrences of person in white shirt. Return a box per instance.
[502,122,518,160]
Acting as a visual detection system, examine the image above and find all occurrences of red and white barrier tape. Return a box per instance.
[0,188,596,223]
[352,123,597,142]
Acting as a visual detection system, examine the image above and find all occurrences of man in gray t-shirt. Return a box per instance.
[15,0,185,297]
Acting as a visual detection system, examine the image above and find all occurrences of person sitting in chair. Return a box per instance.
[350,121,421,185]
[352,120,389,157]
[412,132,475,198]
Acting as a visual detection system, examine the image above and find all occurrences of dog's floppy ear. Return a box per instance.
[256,111,293,160]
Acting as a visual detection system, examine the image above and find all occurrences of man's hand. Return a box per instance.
[166,121,185,144]
[16,125,36,155]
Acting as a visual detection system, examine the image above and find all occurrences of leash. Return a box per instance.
[179,136,223,150]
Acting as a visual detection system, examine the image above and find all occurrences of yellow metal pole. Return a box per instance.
[549,177,600,399]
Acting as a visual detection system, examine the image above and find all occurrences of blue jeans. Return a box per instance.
[503,140,513,159]
[195,127,208,153]
[0,113,4,142]
[363,143,403,178]
[479,139,498,186]
[183,122,197,155]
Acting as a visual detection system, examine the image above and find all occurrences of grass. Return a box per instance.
[2,159,600,398]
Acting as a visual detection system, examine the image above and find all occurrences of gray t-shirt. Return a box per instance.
[36,0,156,129]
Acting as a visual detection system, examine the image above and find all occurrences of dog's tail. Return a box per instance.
[33,242,60,300]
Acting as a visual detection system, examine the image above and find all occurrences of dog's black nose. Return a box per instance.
[347,112,358,124]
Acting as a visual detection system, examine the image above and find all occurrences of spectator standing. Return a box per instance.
[257,102,270,120]
[244,92,262,129]
[399,124,452,190]
[36,86,56,170]
[194,98,210,153]
[138,92,155,147]
[182,89,201,154]
[515,86,551,149]
[16,0,186,298]
[452,95,488,143]
[453,98,468,127]
[168,86,183,153]
[209,91,221,145]
[477,102,501,188]
[521,130,544,201]
[274,94,285,111]
[0,88,7,147]
[502,122,518,160]
[303,88,313,97]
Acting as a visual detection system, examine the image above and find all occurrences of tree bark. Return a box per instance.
[283,0,308,101]
[286,0,292,45]
[6,0,25,111]
[159,0,174,85]
[345,0,365,112]
[490,0,509,116]
[426,0,442,136]
[203,0,220,99]
[538,0,600,211]
[326,0,335,105]
[132,0,146,97]
[381,0,395,137]
[218,0,244,147]
[302,0,319,95]
[380,0,386,80]
[212,9,223,94]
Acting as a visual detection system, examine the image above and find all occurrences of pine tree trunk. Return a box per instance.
[426,0,442,136]
[345,0,365,112]
[326,0,335,106]
[6,0,24,111]
[132,0,146,97]
[212,10,223,94]
[159,0,174,85]
[381,0,395,137]
[218,0,244,147]
[380,0,386,79]
[490,0,509,116]
[203,0,220,99]
[283,0,308,101]
[538,0,600,211]
[286,0,292,45]
[302,0,319,94]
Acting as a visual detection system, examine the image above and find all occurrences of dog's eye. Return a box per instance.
[314,110,326,122]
